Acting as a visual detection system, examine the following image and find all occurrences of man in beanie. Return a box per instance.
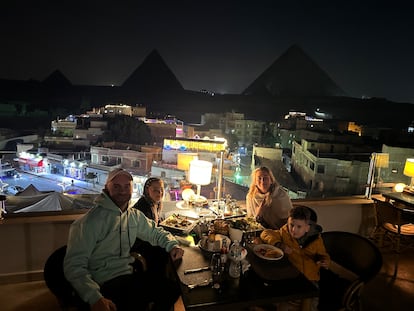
[64,168,183,311]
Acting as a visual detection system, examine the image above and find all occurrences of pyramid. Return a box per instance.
[42,70,72,88]
[243,44,346,97]
[122,49,184,94]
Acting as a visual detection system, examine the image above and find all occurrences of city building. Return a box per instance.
[291,139,372,196]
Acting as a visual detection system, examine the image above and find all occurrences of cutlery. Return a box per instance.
[208,207,219,215]
[187,278,212,289]
[184,266,210,274]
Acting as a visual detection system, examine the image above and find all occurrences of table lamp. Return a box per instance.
[403,158,414,194]
[189,159,212,199]
[375,153,389,184]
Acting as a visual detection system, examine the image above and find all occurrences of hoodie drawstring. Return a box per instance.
[119,209,132,257]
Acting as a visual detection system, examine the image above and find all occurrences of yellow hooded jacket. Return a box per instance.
[260,224,330,281]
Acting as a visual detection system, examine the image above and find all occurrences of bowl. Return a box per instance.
[198,234,231,258]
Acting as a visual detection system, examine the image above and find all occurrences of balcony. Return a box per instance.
[0,195,413,310]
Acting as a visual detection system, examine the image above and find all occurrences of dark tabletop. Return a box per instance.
[382,192,414,208]
[173,243,319,311]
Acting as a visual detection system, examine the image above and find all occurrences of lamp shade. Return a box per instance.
[403,158,414,177]
[189,160,212,186]
[375,153,389,168]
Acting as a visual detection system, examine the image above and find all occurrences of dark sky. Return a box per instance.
[1,0,413,104]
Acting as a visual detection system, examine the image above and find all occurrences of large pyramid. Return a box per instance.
[122,49,184,94]
[42,70,72,88]
[243,44,346,97]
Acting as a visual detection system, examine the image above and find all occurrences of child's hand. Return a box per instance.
[317,259,329,269]
[282,244,292,254]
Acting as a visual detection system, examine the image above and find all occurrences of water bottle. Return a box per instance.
[228,240,242,278]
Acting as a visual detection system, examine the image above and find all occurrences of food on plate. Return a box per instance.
[213,219,229,235]
[254,244,283,260]
[163,214,193,229]
[190,197,209,207]
[257,248,283,259]
[229,217,264,231]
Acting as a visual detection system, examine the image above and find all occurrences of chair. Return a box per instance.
[371,199,414,253]
[319,231,383,311]
[44,245,147,311]
[43,245,89,311]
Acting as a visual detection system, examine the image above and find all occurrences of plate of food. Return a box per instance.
[253,244,284,261]
[160,214,198,234]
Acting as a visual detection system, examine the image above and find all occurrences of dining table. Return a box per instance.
[379,191,414,277]
[382,191,414,209]
[172,241,319,311]
[381,191,414,224]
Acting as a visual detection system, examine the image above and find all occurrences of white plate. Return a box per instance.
[160,214,198,234]
[253,244,284,261]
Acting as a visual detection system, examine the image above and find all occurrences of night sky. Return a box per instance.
[1,0,413,104]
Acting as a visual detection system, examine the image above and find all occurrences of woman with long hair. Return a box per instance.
[131,177,169,277]
[246,166,293,229]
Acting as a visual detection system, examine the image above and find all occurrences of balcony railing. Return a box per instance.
[0,195,377,284]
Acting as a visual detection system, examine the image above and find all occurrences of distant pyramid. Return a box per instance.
[122,49,184,94]
[42,70,72,88]
[243,44,346,97]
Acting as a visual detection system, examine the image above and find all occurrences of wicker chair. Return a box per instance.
[371,199,414,252]
[319,231,383,311]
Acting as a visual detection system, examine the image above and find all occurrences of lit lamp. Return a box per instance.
[403,158,414,194]
[375,153,389,184]
[189,159,212,199]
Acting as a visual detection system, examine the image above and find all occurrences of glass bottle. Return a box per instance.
[210,253,222,288]
[220,238,228,270]
[228,240,242,278]
[207,225,216,251]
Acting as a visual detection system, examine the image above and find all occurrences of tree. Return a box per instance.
[102,115,152,145]
[223,132,239,151]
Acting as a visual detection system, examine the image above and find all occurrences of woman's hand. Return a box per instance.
[91,297,117,311]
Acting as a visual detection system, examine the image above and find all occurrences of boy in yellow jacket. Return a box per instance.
[260,205,330,310]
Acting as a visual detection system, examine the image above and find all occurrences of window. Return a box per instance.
[317,165,325,174]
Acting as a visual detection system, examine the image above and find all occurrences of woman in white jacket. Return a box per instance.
[246,166,293,229]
